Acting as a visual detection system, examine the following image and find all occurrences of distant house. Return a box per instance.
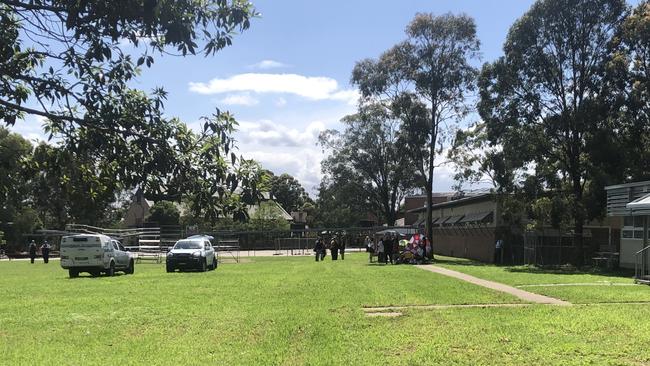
[122,190,293,229]
[247,194,293,222]
[122,189,154,227]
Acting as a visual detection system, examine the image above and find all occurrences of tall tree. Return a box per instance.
[479,0,627,264]
[353,13,480,254]
[319,104,415,225]
[269,173,311,213]
[612,0,650,181]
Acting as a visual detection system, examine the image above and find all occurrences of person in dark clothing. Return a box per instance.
[314,237,325,262]
[41,241,52,264]
[494,238,504,265]
[385,234,394,264]
[330,237,339,260]
[28,240,37,264]
[339,235,346,260]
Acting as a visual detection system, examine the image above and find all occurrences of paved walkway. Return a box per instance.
[415,265,572,306]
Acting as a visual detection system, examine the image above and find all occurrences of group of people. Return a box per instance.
[313,235,345,261]
[365,233,431,265]
[28,240,52,264]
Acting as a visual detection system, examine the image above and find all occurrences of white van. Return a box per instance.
[60,234,134,278]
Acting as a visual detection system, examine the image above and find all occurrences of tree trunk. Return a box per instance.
[425,186,434,260]
[572,175,585,266]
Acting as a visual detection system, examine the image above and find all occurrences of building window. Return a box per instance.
[634,230,645,239]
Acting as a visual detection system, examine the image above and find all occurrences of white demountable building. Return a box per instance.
[605,181,650,283]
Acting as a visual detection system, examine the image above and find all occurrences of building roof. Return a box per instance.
[627,193,650,212]
[406,193,494,213]
[605,181,650,190]
[247,200,293,221]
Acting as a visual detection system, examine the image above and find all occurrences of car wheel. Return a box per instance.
[201,259,207,272]
[126,260,134,275]
[107,262,115,277]
[69,269,78,278]
[166,264,174,273]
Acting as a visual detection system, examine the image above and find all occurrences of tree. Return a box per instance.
[611,1,650,181]
[30,143,120,228]
[148,201,180,226]
[314,179,369,228]
[478,0,627,265]
[0,127,32,222]
[319,104,415,225]
[1,1,264,222]
[8,207,42,252]
[1,0,256,126]
[269,173,310,213]
[353,13,480,255]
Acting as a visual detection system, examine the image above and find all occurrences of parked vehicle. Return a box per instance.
[60,234,134,278]
[166,235,217,272]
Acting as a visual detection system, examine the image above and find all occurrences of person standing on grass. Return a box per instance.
[494,237,504,265]
[384,234,394,264]
[377,237,385,264]
[40,240,52,264]
[339,234,346,260]
[330,236,339,260]
[28,240,37,264]
[365,236,375,263]
[314,237,325,262]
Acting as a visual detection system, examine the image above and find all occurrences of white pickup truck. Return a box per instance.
[60,234,134,278]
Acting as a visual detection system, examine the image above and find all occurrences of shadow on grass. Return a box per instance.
[434,256,635,279]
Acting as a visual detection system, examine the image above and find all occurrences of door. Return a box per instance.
[206,241,215,266]
[112,241,127,268]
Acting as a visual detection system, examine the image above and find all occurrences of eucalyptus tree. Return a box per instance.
[353,13,480,252]
[611,0,650,181]
[479,0,627,264]
[320,104,415,226]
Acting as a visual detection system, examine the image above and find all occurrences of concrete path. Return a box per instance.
[415,265,572,306]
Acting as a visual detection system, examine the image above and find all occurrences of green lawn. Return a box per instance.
[1,254,650,365]
[435,255,650,304]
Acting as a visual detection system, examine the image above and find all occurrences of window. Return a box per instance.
[634,230,645,239]
[623,230,634,239]
[112,242,119,250]
[173,240,203,250]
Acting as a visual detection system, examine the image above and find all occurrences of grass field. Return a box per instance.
[1,254,650,365]
[435,256,650,304]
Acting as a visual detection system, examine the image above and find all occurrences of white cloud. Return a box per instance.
[188,73,359,105]
[275,97,287,107]
[248,60,289,70]
[218,93,259,106]
[237,119,325,148]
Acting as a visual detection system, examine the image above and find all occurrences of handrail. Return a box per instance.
[635,245,650,255]
[635,245,650,280]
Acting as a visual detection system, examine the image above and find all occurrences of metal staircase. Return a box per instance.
[634,245,650,285]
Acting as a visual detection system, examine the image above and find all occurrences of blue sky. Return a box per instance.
[12,0,631,196]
